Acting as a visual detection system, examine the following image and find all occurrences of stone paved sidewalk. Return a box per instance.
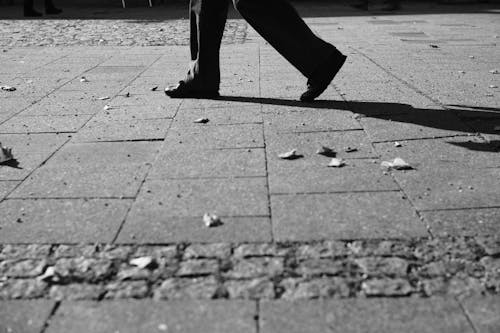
[1,1,500,332]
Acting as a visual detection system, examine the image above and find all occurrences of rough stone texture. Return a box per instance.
[183,243,232,259]
[177,259,219,277]
[461,295,500,333]
[225,278,275,299]
[421,208,500,237]
[153,277,219,300]
[0,300,55,333]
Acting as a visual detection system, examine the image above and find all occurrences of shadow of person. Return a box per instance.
[215,96,500,150]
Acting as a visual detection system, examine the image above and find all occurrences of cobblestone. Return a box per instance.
[0,237,499,300]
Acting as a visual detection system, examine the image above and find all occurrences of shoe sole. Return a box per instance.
[164,89,219,99]
[300,55,347,102]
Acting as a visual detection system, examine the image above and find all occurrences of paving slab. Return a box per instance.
[166,124,264,149]
[72,118,171,142]
[392,166,500,210]
[149,148,266,179]
[110,93,182,110]
[323,298,473,333]
[460,295,500,333]
[0,181,18,200]
[90,105,176,121]
[0,300,55,333]
[19,93,107,116]
[173,105,262,127]
[45,300,256,333]
[271,192,425,241]
[260,300,324,333]
[360,110,472,142]
[117,216,272,243]
[268,158,398,194]
[421,208,500,237]
[374,136,500,169]
[0,199,131,243]
[128,177,269,217]
[0,115,93,134]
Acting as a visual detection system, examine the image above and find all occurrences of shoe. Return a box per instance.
[46,7,62,15]
[24,9,43,17]
[300,54,347,102]
[164,81,219,99]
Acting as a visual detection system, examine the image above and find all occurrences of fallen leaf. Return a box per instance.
[203,213,222,227]
[0,143,14,163]
[328,158,346,167]
[151,86,158,91]
[80,77,89,82]
[429,44,439,48]
[125,92,130,97]
[194,118,209,124]
[103,105,112,110]
[344,146,358,153]
[458,70,465,74]
[489,85,498,88]
[278,149,302,160]
[469,55,475,59]
[394,142,402,147]
[98,96,110,100]
[381,157,413,170]
[316,146,336,157]
[0,85,16,91]
[38,266,57,282]
[489,69,499,74]
[130,256,156,269]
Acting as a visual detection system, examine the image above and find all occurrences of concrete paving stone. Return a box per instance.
[323,298,473,333]
[265,130,377,174]
[84,66,146,76]
[0,97,35,115]
[0,300,55,333]
[260,300,325,333]
[110,93,182,111]
[45,300,256,333]
[271,192,425,241]
[0,199,131,243]
[392,166,500,210]
[269,159,398,194]
[128,177,268,217]
[0,77,61,98]
[0,181,18,200]
[180,98,259,110]
[462,117,500,143]
[118,214,271,243]
[374,136,500,169]
[420,208,500,237]
[172,106,262,127]
[360,110,472,142]
[90,105,177,121]
[0,115,93,134]
[72,118,171,142]
[461,295,500,333]
[149,148,266,179]
[166,124,264,149]
[99,56,161,67]
[263,108,361,133]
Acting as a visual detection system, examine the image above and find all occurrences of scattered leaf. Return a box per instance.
[80,77,89,82]
[344,146,358,153]
[98,96,110,100]
[458,70,465,74]
[394,142,402,147]
[489,69,499,74]
[429,44,439,48]
[328,158,346,167]
[151,86,158,91]
[469,55,475,59]
[130,256,156,269]
[381,157,413,170]
[38,266,57,282]
[0,143,14,163]
[0,85,16,91]
[278,149,302,160]
[489,85,498,88]
[103,105,112,110]
[203,213,222,227]
[125,92,130,97]
[194,118,209,124]
[316,146,336,157]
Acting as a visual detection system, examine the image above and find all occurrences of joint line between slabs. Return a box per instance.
[39,300,61,333]
[455,296,480,333]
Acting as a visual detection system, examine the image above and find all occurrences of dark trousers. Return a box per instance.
[24,0,55,10]
[186,0,342,90]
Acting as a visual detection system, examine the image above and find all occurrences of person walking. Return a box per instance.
[165,0,347,102]
[24,0,62,17]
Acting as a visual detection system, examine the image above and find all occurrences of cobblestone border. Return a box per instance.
[0,236,499,300]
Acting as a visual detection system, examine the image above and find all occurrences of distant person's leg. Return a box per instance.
[45,0,62,15]
[233,0,346,101]
[165,0,229,98]
[381,0,401,11]
[24,0,42,17]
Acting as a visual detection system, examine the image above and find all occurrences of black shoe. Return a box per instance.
[46,7,62,15]
[300,54,347,102]
[165,81,219,99]
[24,9,43,17]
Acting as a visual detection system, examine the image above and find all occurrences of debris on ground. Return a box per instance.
[0,85,16,91]
[151,86,158,91]
[381,157,413,170]
[98,96,110,100]
[469,55,475,59]
[489,85,498,88]
[344,146,358,153]
[458,70,465,74]
[328,157,346,167]
[130,256,156,269]
[429,44,439,48]
[0,143,14,163]
[193,118,209,124]
[490,69,499,74]
[394,142,402,147]
[158,324,168,331]
[203,213,222,228]
[80,76,89,82]
[103,105,112,110]
[316,146,336,157]
[38,266,57,282]
[125,92,130,97]
[278,149,302,160]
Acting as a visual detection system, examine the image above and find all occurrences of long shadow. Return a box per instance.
[216,96,500,150]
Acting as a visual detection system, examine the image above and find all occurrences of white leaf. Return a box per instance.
[193,118,209,124]
[0,143,14,163]
[278,149,300,160]
[0,85,16,91]
[130,256,155,269]
[80,77,89,82]
[328,158,346,167]
[489,69,499,74]
[203,213,222,227]
[98,96,110,100]
[381,157,413,170]
[394,142,402,147]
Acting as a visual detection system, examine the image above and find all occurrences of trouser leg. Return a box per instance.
[24,0,34,11]
[186,0,229,90]
[233,0,342,81]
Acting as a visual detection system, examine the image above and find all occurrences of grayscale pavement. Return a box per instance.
[0,1,499,332]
